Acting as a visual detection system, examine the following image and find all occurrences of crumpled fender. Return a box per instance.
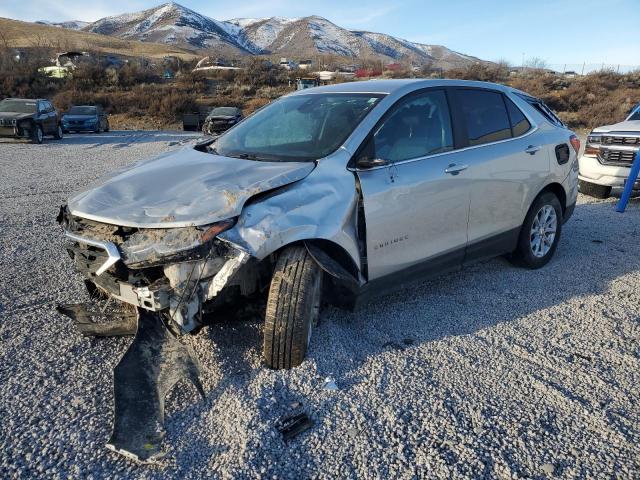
[218,150,362,274]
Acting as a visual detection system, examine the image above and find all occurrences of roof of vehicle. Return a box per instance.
[2,98,48,102]
[289,79,520,96]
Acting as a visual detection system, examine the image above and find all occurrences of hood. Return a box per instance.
[592,120,640,134]
[0,112,34,121]
[68,146,315,228]
[63,114,97,121]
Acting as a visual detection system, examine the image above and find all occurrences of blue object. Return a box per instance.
[615,150,640,213]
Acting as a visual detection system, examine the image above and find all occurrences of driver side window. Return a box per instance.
[370,90,453,163]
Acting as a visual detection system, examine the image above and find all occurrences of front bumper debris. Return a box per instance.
[56,302,137,336]
[57,306,205,463]
[107,309,205,463]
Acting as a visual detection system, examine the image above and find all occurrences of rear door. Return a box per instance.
[355,89,471,280]
[451,88,547,261]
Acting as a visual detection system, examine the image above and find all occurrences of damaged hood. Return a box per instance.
[68,147,315,228]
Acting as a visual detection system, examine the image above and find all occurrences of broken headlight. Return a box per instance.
[120,219,235,268]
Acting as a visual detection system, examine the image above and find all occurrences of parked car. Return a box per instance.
[58,79,579,461]
[60,78,579,366]
[578,104,640,198]
[579,104,640,199]
[62,105,109,133]
[202,106,243,135]
[182,105,211,131]
[0,98,63,144]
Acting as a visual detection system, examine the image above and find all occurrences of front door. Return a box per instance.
[355,89,471,280]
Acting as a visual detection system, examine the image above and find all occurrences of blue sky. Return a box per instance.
[2,0,639,67]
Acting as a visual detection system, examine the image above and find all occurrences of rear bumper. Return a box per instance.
[579,154,639,188]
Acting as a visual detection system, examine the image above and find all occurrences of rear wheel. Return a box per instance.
[263,246,322,369]
[511,192,563,269]
[579,180,611,199]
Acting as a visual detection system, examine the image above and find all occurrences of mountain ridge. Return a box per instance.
[46,2,486,68]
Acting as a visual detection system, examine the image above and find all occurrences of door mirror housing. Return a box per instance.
[357,156,389,169]
[355,136,388,169]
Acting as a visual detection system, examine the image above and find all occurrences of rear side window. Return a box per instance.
[457,89,511,146]
[517,94,564,127]
[504,97,532,136]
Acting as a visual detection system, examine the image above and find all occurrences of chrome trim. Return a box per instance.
[64,231,121,276]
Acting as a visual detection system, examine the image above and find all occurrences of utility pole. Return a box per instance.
[581,61,585,75]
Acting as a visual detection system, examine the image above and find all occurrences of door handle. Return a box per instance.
[525,145,542,155]
[444,163,468,175]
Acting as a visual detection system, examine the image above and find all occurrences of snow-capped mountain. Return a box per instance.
[53,2,483,67]
[36,20,89,30]
[83,2,248,55]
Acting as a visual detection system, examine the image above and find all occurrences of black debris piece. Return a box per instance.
[277,412,314,441]
[107,309,205,463]
[56,302,137,337]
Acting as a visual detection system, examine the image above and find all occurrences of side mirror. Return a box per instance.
[357,156,389,169]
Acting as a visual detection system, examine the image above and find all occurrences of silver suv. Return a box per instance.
[60,80,579,369]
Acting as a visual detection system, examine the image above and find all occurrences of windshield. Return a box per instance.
[0,99,36,114]
[628,107,640,121]
[68,106,97,115]
[213,93,383,161]
[210,107,239,116]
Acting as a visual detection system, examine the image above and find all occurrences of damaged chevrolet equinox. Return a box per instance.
[58,80,579,460]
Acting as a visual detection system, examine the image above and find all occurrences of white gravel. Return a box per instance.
[1,131,639,479]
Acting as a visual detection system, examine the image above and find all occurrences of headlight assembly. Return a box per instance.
[121,218,236,268]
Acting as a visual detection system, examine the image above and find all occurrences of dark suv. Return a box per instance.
[0,98,63,144]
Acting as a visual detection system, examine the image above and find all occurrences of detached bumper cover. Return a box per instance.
[106,309,205,463]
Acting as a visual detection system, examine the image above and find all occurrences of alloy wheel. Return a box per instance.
[529,205,557,258]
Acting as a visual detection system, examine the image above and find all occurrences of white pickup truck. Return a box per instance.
[579,103,640,198]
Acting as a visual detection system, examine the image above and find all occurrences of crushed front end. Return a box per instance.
[59,207,255,333]
[56,206,256,462]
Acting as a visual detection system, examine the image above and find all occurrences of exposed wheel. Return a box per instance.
[511,192,563,269]
[32,125,44,144]
[263,246,322,369]
[53,124,63,140]
[579,180,611,199]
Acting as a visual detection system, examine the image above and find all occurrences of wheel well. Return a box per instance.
[538,183,567,214]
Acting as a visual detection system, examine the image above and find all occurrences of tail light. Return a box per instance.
[569,135,581,155]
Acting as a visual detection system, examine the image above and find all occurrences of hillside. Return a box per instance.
[74,2,485,68]
[0,17,199,60]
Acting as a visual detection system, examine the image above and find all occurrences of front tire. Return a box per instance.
[263,246,322,369]
[32,125,44,144]
[579,180,611,199]
[53,124,63,140]
[511,192,563,269]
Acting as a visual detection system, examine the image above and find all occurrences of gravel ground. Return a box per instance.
[0,131,639,479]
